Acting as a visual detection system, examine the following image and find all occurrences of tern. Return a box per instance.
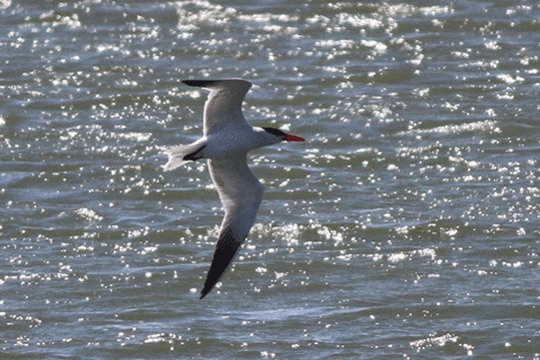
[162,79,305,299]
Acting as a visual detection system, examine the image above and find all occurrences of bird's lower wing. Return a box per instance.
[200,157,264,299]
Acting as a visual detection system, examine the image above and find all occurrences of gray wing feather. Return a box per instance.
[209,157,264,233]
[200,157,264,298]
[182,79,252,135]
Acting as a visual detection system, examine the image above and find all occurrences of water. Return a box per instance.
[2,0,540,358]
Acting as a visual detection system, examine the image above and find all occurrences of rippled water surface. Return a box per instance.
[2,0,540,358]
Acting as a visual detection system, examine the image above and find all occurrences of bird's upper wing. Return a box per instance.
[182,79,252,136]
[200,156,264,299]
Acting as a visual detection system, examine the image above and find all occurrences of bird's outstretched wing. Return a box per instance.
[200,157,264,299]
[182,79,252,136]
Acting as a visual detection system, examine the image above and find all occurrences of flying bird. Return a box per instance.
[162,79,305,299]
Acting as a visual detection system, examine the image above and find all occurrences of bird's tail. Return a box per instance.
[161,143,206,171]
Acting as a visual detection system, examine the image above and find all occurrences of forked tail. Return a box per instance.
[161,143,206,171]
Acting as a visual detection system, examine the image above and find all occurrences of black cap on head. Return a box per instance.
[262,127,287,139]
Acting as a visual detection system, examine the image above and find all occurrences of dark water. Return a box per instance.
[2,0,540,358]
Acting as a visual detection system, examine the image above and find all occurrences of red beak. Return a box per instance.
[283,134,305,142]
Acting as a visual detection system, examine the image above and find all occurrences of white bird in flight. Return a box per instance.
[163,79,305,299]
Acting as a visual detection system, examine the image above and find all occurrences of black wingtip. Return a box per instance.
[199,229,243,300]
[200,282,214,299]
[200,290,208,300]
[182,80,220,88]
[199,279,216,300]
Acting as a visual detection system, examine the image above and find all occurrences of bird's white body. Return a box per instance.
[162,79,304,299]
[201,126,282,159]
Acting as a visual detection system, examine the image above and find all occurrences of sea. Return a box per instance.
[1,0,540,359]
